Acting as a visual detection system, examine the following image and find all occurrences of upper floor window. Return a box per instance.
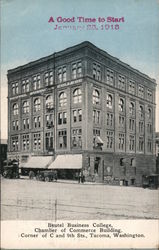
[46,95,53,109]
[22,101,29,114]
[72,129,82,148]
[129,80,135,95]
[106,94,113,109]
[12,82,18,95]
[12,120,19,131]
[93,89,100,105]
[106,113,114,127]
[58,130,67,149]
[73,88,82,104]
[139,105,144,119]
[138,85,144,98]
[58,66,66,83]
[13,103,19,115]
[11,136,19,151]
[93,110,100,124]
[46,114,54,128]
[147,89,152,102]
[72,62,82,79]
[34,98,41,112]
[22,79,29,93]
[44,71,53,86]
[129,135,135,151]
[93,63,101,80]
[118,98,124,112]
[118,75,125,90]
[106,131,114,149]
[119,133,125,151]
[148,108,152,119]
[106,69,114,85]
[59,92,67,107]
[33,75,41,90]
[129,102,135,115]
[22,134,30,151]
[73,109,82,123]
[33,133,41,151]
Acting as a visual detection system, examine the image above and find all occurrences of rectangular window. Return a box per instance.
[22,134,29,151]
[93,110,100,124]
[33,75,41,90]
[129,135,135,151]
[58,112,67,125]
[119,133,125,151]
[139,121,144,134]
[139,137,144,152]
[147,139,152,152]
[63,112,67,124]
[118,75,125,90]
[138,85,144,98]
[93,63,101,80]
[58,66,67,83]
[58,113,63,125]
[46,114,53,128]
[45,132,54,151]
[106,131,114,149]
[119,116,125,128]
[106,69,114,85]
[129,80,135,95]
[33,133,41,150]
[147,89,152,102]
[72,129,82,148]
[11,136,18,151]
[72,61,82,79]
[147,123,152,134]
[44,71,53,86]
[58,130,67,149]
[129,119,135,131]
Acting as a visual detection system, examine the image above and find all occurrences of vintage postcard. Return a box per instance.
[0,0,159,249]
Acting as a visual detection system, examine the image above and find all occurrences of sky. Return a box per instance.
[1,0,159,139]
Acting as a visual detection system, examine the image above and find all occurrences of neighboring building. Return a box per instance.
[156,132,159,174]
[0,139,8,173]
[7,41,157,186]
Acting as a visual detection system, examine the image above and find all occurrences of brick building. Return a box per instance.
[7,41,157,185]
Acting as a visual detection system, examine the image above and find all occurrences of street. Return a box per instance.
[1,178,159,220]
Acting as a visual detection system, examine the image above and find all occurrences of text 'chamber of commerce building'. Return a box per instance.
[7,41,157,186]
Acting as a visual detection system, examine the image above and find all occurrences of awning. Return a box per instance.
[48,154,82,169]
[96,136,104,145]
[21,156,53,169]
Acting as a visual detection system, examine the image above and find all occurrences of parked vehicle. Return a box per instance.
[36,170,57,182]
[142,174,159,189]
[2,160,19,179]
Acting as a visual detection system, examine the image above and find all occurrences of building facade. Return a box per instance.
[7,41,156,185]
[0,139,8,174]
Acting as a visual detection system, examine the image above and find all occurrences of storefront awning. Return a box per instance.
[96,136,104,145]
[21,156,53,169]
[48,154,82,169]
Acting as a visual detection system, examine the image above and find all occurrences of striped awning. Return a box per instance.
[48,154,82,169]
[21,156,53,169]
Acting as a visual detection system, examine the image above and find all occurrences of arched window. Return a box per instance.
[119,98,124,112]
[139,105,144,119]
[148,108,152,119]
[34,98,41,112]
[93,89,100,104]
[129,102,135,115]
[59,92,67,107]
[22,101,29,114]
[73,88,82,103]
[46,95,53,109]
[13,103,19,115]
[106,94,113,109]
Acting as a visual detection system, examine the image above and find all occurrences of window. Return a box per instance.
[120,158,124,166]
[46,95,53,109]
[139,137,144,152]
[12,82,18,95]
[34,116,41,128]
[93,110,100,124]
[13,103,19,115]
[22,101,29,114]
[129,135,135,151]
[106,113,113,127]
[129,102,135,115]
[46,114,54,128]
[139,121,144,134]
[139,105,144,119]
[73,109,82,122]
[72,129,82,148]
[93,129,101,148]
[93,129,100,136]
[44,71,53,86]
[11,136,19,151]
[34,98,41,112]
[106,131,114,149]
[73,88,82,103]
[106,94,113,109]
[59,92,67,107]
[148,108,152,119]
[119,116,125,128]
[138,85,144,98]
[58,112,67,125]
[33,133,41,150]
[129,119,135,131]
[118,75,125,90]
[45,132,53,151]
[93,89,100,105]
[106,69,114,85]
[147,123,152,134]
[23,118,29,130]
[58,130,67,149]
[119,133,125,151]
[129,80,135,95]
[93,63,101,80]
[22,134,29,151]
[58,66,66,83]
[12,120,19,131]
[147,139,152,152]
[72,62,82,79]
[22,79,29,93]
[147,89,152,101]
[130,158,136,167]
[118,98,124,112]
[33,75,41,90]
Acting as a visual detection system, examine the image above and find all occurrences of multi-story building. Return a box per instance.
[7,41,157,185]
[0,139,8,174]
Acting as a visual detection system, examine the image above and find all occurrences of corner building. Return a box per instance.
[7,41,156,186]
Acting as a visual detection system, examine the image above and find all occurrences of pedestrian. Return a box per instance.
[78,171,82,183]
